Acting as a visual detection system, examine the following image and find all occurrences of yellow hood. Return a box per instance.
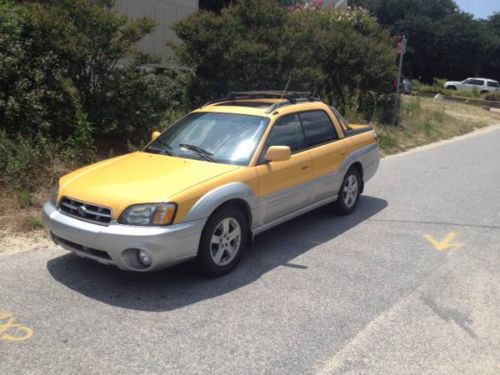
[59,152,240,219]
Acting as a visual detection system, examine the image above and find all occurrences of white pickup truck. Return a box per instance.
[444,78,499,94]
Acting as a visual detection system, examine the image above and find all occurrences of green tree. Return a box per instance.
[172,0,396,120]
[350,0,496,82]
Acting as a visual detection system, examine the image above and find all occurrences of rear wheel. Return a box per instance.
[448,86,457,90]
[335,168,362,215]
[197,206,247,277]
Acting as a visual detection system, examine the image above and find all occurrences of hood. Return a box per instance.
[445,81,461,85]
[59,152,240,219]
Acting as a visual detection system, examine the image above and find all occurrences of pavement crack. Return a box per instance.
[368,218,500,230]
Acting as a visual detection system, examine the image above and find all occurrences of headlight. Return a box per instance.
[119,203,177,226]
[50,181,59,205]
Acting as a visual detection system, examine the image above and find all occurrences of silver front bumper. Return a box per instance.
[42,202,205,272]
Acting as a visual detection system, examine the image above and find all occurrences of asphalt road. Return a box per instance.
[1,126,500,374]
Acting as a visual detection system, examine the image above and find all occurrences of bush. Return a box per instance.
[172,1,396,121]
[0,130,66,191]
[0,0,189,145]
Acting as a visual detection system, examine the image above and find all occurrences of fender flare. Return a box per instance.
[183,182,258,225]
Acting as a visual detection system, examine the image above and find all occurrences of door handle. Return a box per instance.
[340,152,346,156]
[301,165,310,170]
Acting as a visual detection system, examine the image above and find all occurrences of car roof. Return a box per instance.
[192,89,335,118]
[469,77,497,82]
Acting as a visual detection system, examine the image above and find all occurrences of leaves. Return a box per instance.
[172,1,396,120]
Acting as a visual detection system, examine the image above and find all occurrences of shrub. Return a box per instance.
[0,130,64,191]
[172,1,396,121]
[0,0,189,146]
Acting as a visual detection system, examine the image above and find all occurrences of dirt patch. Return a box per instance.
[0,229,53,256]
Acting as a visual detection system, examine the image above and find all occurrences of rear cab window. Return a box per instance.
[299,110,338,147]
[260,108,343,163]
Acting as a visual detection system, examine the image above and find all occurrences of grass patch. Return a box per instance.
[374,96,500,155]
[21,215,44,231]
[18,191,35,208]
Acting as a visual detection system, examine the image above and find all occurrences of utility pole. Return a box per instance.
[392,35,407,127]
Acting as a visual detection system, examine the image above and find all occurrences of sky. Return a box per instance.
[455,0,500,19]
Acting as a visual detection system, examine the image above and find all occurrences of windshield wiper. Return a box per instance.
[179,143,215,162]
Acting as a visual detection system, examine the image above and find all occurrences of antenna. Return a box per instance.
[280,76,292,99]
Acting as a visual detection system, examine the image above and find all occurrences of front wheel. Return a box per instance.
[335,168,362,215]
[197,206,247,277]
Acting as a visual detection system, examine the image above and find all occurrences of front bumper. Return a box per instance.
[42,202,205,272]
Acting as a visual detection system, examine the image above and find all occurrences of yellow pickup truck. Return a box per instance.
[43,91,379,276]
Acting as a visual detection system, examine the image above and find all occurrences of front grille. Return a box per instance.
[59,197,112,225]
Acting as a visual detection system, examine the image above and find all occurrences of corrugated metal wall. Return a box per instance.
[115,0,198,67]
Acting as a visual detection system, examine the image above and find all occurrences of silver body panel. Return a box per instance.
[43,143,379,272]
[42,203,204,272]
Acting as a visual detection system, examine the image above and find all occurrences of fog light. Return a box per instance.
[137,250,152,267]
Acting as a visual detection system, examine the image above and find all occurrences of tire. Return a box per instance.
[197,205,247,277]
[334,167,362,215]
[480,91,488,95]
[447,86,457,90]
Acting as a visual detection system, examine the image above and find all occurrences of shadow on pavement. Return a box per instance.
[47,196,387,311]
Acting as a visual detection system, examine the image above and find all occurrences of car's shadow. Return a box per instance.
[47,196,387,311]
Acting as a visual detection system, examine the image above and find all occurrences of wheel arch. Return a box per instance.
[184,182,257,234]
[347,161,364,193]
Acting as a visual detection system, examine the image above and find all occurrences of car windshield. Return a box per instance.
[145,112,269,166]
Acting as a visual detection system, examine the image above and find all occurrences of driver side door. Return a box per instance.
[255,114,313,225]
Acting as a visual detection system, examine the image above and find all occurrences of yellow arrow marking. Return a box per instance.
[423,232,463,251]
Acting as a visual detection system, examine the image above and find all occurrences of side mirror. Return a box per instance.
[151,131,161,142]
[265,146,291,162]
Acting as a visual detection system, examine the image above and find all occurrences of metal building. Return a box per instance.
[114,0,198,68]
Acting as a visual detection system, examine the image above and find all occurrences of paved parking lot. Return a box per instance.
[1,126,500,374]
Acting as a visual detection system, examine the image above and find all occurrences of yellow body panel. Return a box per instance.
[59,152,241,221]
[57,99,377,225]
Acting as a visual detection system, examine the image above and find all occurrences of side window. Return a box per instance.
[474,80,485,86]
[265,114,305,153]
[300,111,337,147]
[463,79,474,84]
[487,81,499,88]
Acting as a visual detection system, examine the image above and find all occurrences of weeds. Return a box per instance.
[374,96,499,155]
[18,191,34,208]
[21,215,44,231]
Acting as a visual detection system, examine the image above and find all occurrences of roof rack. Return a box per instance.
[201,90,321,110]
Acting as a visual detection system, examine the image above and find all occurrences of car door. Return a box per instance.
[255,114,313,224]
[298,110,349,202]
[463,79,483,91]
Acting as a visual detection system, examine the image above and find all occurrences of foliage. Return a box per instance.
[172,0,396,121]
[374,96,492,155]
[350,0,500,83]
[0,0,188,140]
[0,129,63,191]
[0,0,189,191]
[21,216,45,231]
